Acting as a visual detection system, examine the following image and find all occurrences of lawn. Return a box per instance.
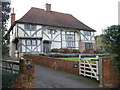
[57,57,101,63]
[58,57,79,61]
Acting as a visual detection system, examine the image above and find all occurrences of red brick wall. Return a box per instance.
[93,43,96,51]
[79,42,85,53]
[23,55,79,74]
[102,57,120,88]
[79,42,96,53]
[12,59,35,88]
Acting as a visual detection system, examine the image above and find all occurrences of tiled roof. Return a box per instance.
[16,7,95,31]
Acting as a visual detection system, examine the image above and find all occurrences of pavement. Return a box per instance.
[35,65,100,88]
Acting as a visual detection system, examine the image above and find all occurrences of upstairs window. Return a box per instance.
[31,25,37,30]
[24,24,37,31]
[84,31,91,36]
[25,24,30,30]
[48,29,57,34]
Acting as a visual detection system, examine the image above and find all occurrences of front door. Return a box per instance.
[43,40,51,54]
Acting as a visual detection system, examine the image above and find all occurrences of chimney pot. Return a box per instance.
[45,3,51,12]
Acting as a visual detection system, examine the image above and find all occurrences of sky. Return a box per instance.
[9,0,119,36]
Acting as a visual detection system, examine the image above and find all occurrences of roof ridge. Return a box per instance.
[31,7,72,16]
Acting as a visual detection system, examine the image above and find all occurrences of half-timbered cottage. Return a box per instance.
[7,4,96,58]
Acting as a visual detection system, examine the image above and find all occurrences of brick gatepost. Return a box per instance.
[12,58,35,88]
[102,57,120,88]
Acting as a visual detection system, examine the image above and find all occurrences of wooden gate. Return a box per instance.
[2,59,19,73]
[79,55,100,81]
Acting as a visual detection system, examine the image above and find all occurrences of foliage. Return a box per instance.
[47,53,80,57]
[1,1,11,56]
[2,70,19,88]
[2,44,9,56]
[51,48,80,53]
[2,2,11,30]
[103,25,120,70]
[82,49,100,54]
[95,34,107,53]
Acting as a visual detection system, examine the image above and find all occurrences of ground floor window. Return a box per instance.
[26,40,37,46]
[66,35,75,48]
[85,43,93,49]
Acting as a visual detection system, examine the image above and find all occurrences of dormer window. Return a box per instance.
[24,24,36,30]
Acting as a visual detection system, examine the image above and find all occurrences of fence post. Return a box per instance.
[79,55,81,75]
[96,55,99,81]
[99,57,103,87]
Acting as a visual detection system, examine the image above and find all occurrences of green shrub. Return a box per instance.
[2,71,19,88]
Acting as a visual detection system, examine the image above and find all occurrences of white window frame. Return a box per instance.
[66,34,75,48]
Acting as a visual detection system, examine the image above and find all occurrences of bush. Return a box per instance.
[51,48,80,53]
[2,71,19,88]
[82,49,100,54]
[47,53,80,57]
[103,25,120,70]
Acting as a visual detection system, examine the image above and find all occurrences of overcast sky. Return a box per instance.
[9,0,119,35]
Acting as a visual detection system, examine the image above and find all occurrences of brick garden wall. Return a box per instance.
[22,55,120,88]
[102,57,120,88]
[23,55,79,74]
[12,59,35,88]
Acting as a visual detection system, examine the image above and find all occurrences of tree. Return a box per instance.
[1,1,11,56]
[103,25,120,71]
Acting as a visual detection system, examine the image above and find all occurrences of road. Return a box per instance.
[35,65,99,88]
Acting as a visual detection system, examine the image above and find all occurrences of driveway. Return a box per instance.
[35,65,99,88]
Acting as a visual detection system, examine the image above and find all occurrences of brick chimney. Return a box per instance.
[45,3,51,12]
[11,8,15,25]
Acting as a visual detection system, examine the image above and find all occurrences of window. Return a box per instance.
[26,40,37,46]
[26,40,31,46]
[25,24,30,30]
[66,35,75,48]
[31,40,37,46]
[48,29,57,34]
[31,25,36,30]
[24,24,36,30]
[85,43,93,49]
[84,31,91,36]
[48,29,52,34]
